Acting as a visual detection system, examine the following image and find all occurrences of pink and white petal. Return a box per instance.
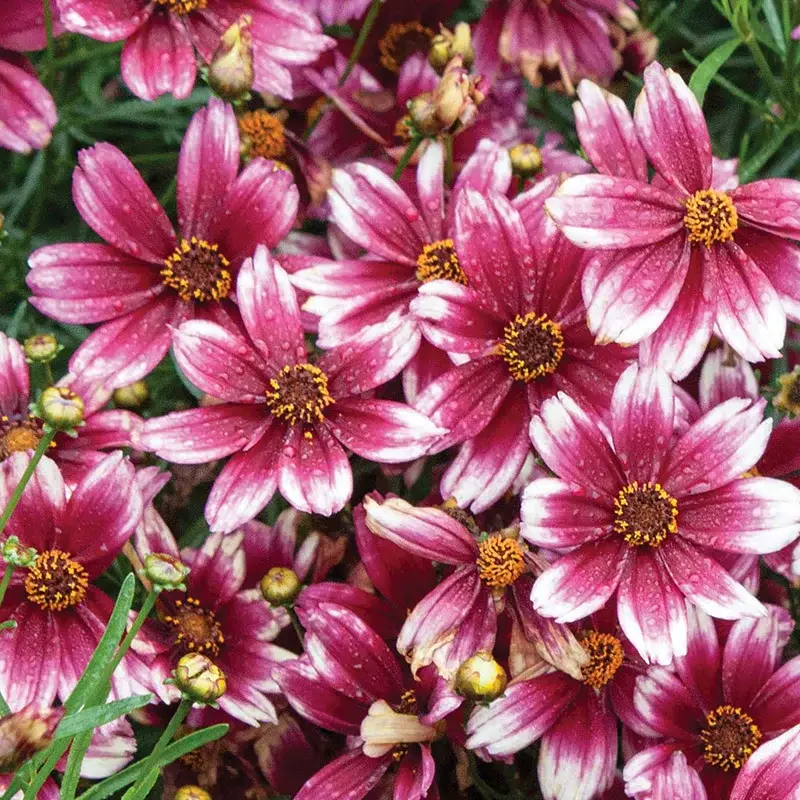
[530,392,625,498]
[671,604,722,710]
[140,404,268,463]
[546,175,684,249]
[402,338,456,407]
[182,531,245,608]
[632,666,699,741]
[72,143,176,264]
[732,179,800,240]
[531,539,631,623]
[465,672,578,757]
[172,319,268,402]
[729,724,800,800]
[760,417,800,478]
[513,176,559,240]
[236,247,307,369]
[617,552,689,665]
[328,164,428,265]
[278,424,352,516]
[394,745,436,800]
[451,137,513,212]
[291,258,413,300]
[750,657,800,734]
[698,347,758,413]
[635,63,712,194]
[626,748,708,800]
[538,692,617,800]
[0,55,56,153]
[294,749,391,800]
[660,537,765,620]
[610,364,674,484]
[416,139,445,241]
[120,12,196,101]
[0,332,29,416]
[205,422,283,533]
[177,97,238,238]
[56,0,150,41]
[3,0,64,49]
[709,242,786,361]
[662,397,771,496]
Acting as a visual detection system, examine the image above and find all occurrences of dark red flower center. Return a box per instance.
[476,535,526,588]
[238,110,287,161]
[265,363,335,426]
[684,189,738,248]
[499,312,564,382]
[416,239,468,285]
[163,596,225,658]
[700,705,762,771]
[613,482,678,548]
[578,630,624,689]
[161,237,232,303]
[0,414,49,462]
[25,550,88,612]
[153,0,207,14]
[379,21,435,73]
[440,499,481,537]
[391,690,419,762]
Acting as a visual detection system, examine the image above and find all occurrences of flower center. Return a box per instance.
[476,535,526,588]
[379,21,435,73]
[416,239,468,285]
[153,0,207,14]
[0,415,49,462]
[161,237,232,303]
[700,705,762,771]
[163,597,225,658]
[613,482,678,548]
[25,550,89,612]
[684,189,738,248]
[238,110,287,160]
[265,363,335,426]
[393,689,418,715]
[578,630,624,689]
[775,369,800,416]
[440,499,481,537]
[499,313,564,382]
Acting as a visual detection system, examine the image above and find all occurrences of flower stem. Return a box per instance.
[0,564,13,608]
[149,698,191,764]
[444,134,454,185]
[0,430,56,537]
[392,136,423,181]
[42,0,55,80]
[339,0,383,87]
[288,606,305,643]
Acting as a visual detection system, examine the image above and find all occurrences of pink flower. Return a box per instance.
[55,0,333,100]
[409,186,632,511]
[546,63,800,376]
[0,453,147,710]
[28,98,298,390]
[0,333,141,483]
[140,245,443,532]
[624,606,800,799]
[521,363,800,665]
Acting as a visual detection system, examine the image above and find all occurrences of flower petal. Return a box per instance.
[57,0,150,41]
[294,749,391,800]
[729,724,800,800]
[732,179,800,239]
[0,55,56,154]
[0,332,29,416]
[416,139,445,240]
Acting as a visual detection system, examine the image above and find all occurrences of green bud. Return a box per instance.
[144,553,189,592]
[23,334,60,364]
[39,387,84,431]
[2,536,37,568]
[173,653,227,704]
[259,567,301,606]
[455,652,507,702]
[112,380,149,409]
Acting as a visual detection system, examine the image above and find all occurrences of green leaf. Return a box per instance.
[688,37,741,106]
[762,0,787,54]
[59,731,92,800]
[121,767,160,800]
[56,695,153,739]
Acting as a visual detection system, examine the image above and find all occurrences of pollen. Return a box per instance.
[578,630,624,689]
[774,367,800,416]
[614,482,678,548]
[161,237,232,303]
[684,189,738,248]
[476,535,526,588]
[163,596,225,658]
[0,414,53,462]
[379,21,435,73]
[700,705,762,771]
[265,363,335,426]
[25,550,89,612]
[238,110,287,161]
[416,239,468,285]
[153,0,207,14]
[499,312,564,382]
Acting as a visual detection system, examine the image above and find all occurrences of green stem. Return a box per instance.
[392,136,423,181]
[148,698,191,765]
[740,125,796,182]
[0,564,13,608]
[99,590,158,689]
[444,134,454,185]
[42,0,55,81]
[0,430,56,537]
[42,362,54,387]
[288,606,305,643]
[339,0,383,86]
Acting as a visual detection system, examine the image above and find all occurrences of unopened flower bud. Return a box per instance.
[509,143,543,179]
[144,553,189,592]
[39,386,84,431]
[2,536,37,568]
[429,23,474,74]
[407,94,440,137]
[175,787,212,800]
[112,380,148,409]
[23,334,59,364]
[0,705,64,772]
[260,567,301,606]
[622,29,659,75]
[455,652,507,702]
[208,15,253,101]
[174,653,227,704]
[432,56,484,132]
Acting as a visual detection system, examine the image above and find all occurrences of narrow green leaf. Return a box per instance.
[120,767,160,800]
[688,37,741,106]
[762,0,787,54]
[56,695,153,739]
[58,731,92,800]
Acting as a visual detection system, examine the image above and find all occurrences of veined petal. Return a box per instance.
[56,0,150,41]
[625,748,708,800]
[0,332,29,416]
[732,179,800,239]
[294,749,391,800]
[416,140,445,241]
[729,724,800,800]
[0,55,57,154]
[452,138,513,207]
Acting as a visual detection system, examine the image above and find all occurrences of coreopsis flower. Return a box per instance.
[275,603,457,800]
[624,606,800,799]
[0,452,146,710]
[521,363,800,665]
[28,98,298,390]
[140,246,442,532]
[0,705,63,772]
[0,333,141,484]
[546,62,800,375]
[55,0,333,100]
[409,187,632,511]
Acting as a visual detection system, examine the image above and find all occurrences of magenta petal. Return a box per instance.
[291,258,414,299]
[760,417,800,477]
[671,605,722,709]
[205,422,283,533]
[732,179,800,239]
[72,143,176,264]
[465,672,578,757]
[751,657,800,734]
[57,0,150,41]
[625,748,707,800]
[532,539,630,623]
[183,531,246,607]
[633,666,699,740]
[294,749,391,800]
[729,725,800,800]
[0,55,56,153]
[3,0,64,49]
[0,332,29,416]
[452,138,513,203]
[394,745,436,800]
[416,140,445,241]
[120,12,195,101]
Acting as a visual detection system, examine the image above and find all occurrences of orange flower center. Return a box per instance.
[153,0,207,14]
[25,550,88,612]
[579,630,624,689]
[499,313,564,382]
[238,110,287,161]
[161,237,232,302]
[379,21,435,73]
[684,189,738,248]
[700,705,762,771]
[476,535,526,588]
[416,239,467,284]
[164,596,225,658]
[266,363,335,426]
[613,482,678,548]
[0,415,50,462]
